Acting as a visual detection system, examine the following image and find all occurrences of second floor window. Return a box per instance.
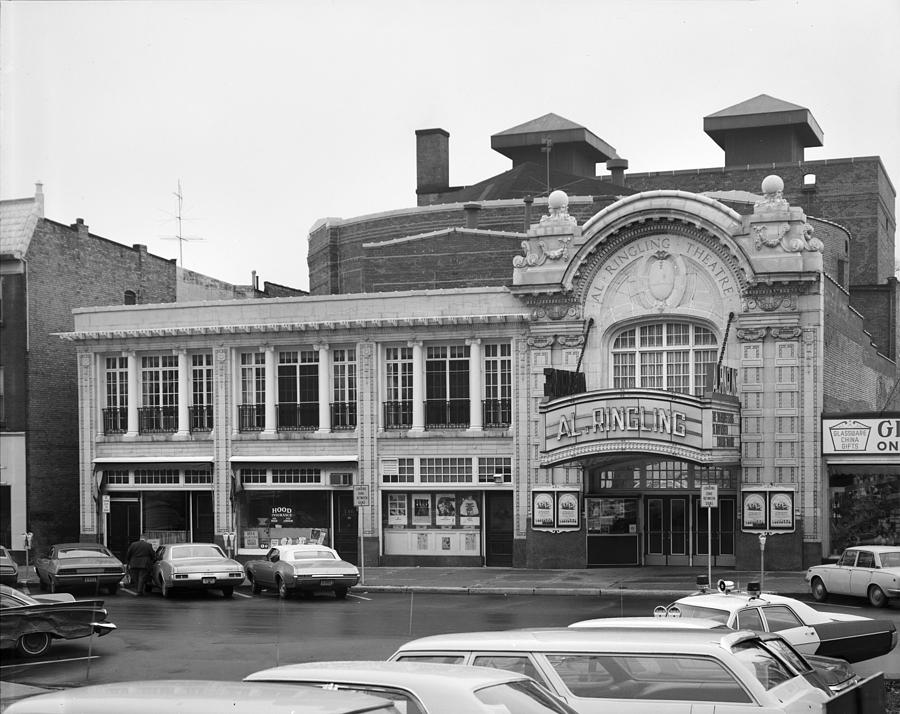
[612,322,718,396]
[191,353,213,432]
[277,350,318,430]
[385,346,412,428]
[484,343,511,428]
[332,348,357,430]
[240,352,265,431]
[104,356,128,434]
[426,345,469,428]
[140,354,178,432]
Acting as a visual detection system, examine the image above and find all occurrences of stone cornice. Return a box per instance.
[55,313,532,342]
[540,440,737,466]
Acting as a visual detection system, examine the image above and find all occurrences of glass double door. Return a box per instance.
[645,495,735,566]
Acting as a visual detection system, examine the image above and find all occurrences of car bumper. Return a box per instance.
[53,574,124,588]
[289,575,359,591]
[92,622,117,637]
[169,574,246,589]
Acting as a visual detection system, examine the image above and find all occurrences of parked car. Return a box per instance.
[665,581,897,663]
[245,544,359,599]
[567,615,859,695]
[245,660,579,714]
[149,542,245,598]
[34,542,125,595]
[806,545,900,607]
[0,546,19,586]
[389,627,885,713]
[4,680,402,714]
[0,583,116,657]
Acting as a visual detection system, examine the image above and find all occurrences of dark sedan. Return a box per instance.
[35,542,125,595]
[0,583,116,657]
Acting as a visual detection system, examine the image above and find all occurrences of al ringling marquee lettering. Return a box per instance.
[556,405,687,440]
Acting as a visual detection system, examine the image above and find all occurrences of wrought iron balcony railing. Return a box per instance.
[482,398,511,429]
[138,406,177,434]
[238,403,265,432]
[189,404,213,432]
[277,402,319,431]
[383,400,412,430]
[424,399,469,429]
[330,401,357,430]
[103,407,128,435]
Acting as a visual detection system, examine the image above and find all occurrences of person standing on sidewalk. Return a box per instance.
[125,535,156,596]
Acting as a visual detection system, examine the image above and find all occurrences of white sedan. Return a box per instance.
[664,584,896,664]
[149,542,245,598]
[806,545,900,608]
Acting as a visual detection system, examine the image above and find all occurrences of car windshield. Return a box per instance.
[290,550,337,560]
[880,551,900,567]
[670,603,729,623]
[0,589,39,607]
[730,640,795,690]
[170,545,226,559]
[474,680,578,714]
[59,547,111,558]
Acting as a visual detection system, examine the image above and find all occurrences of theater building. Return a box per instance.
[66,96,898,569]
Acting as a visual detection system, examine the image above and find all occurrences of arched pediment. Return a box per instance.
[563,190,753,297]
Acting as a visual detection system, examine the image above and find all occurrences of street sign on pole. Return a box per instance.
[700,485,718,590]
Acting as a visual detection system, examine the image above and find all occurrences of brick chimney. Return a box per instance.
[464,202,481,229]
[71,217,89,239]
[416,128,450,204]
[606,158,628,186]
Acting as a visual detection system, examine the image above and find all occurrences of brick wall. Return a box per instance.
[24,219,180,551]
[0,271,27,430]
[823,277,897,413]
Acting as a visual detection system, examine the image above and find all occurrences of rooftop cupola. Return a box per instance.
[491,113,619,178]
[704,94,824,166]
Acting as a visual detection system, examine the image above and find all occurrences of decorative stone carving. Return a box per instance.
[556,335,585,348]
[747,175,822,255]
[736,327,767,342]
[513,233,572,267]
[531,304,577,321]
[769,326,802,340]
[753,223,790,250]
[742,291,797,313]
[526,335,555,349]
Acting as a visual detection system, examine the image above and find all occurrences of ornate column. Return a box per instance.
[315,343,331,433]
[410,340,424,432]
[263,346,277,436]
[467,338,482,431]
[176,349,190,437]
[126,351,139,438]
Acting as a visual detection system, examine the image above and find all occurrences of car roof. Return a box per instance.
[569,617,729,630]
[246,660,530,689]
[52,542,112,551]
[3,680,395,714]
[276,544,339,555]
[843,545,900,553]
[675,592,801,612]
[164,542,221,548]
[394,627,757,653]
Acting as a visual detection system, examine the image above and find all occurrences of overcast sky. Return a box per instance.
[2,0,898,290]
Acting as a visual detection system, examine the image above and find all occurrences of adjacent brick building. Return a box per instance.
[0,185,305,556]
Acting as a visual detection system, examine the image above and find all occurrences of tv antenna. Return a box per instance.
[160,179,204,267]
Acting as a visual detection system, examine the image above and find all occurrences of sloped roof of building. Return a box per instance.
[446,162,634,202]
[491,112,619,163]
[704,94,823,148]
[0,195,40,259]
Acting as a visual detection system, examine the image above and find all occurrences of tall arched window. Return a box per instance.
[124,290,137,305]
[611,321,718,396]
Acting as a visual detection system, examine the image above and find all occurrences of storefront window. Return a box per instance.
[237,490,329,550]
[383,491,482,556]
[141,491,212,545]
[830,473,900,553]
[587,498,638,534]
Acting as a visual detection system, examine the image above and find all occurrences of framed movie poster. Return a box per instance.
[532,488,580,531]
[459,493,480,526]
[435,494,457,526]
[412,494,432,526]
[741,486,796,533]
[557,492,579,527]
[742,493,766,529]
[388,493,408,526]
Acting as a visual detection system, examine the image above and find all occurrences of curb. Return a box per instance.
[357,585,812,598]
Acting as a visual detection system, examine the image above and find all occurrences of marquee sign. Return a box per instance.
[541,390,740,464]
[823,417,900,455]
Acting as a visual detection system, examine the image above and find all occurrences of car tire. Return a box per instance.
[810,577,828,602]
[277,577,289,599]
[334,587,348,600]
[250,576,262,595]
[161,579,172,598]
[868,585,888,608]
[221,586,234,599]
[17,632,52,658]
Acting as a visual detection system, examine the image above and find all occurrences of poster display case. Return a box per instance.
[383,491,482,556]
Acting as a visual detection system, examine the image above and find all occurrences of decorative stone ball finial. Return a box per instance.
[548,190,568,211]
[761,175,784,197]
